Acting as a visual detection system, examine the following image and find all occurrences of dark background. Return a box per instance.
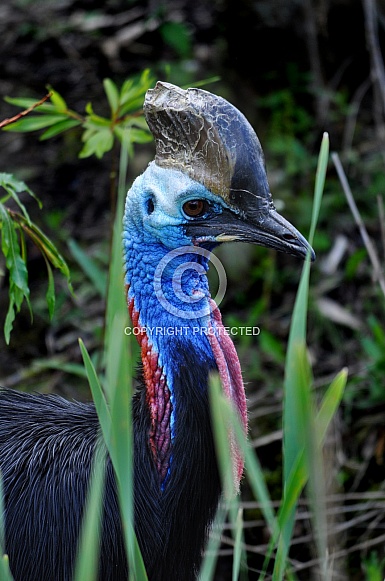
[1,0,385,579]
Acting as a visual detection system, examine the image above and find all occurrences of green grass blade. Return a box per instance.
[295,344,328,575]
[103,133,147,580]
[208,375,250,580]
[208,373,236,498]
[79,339,111,446]
[279,133,329,578]
[199,503,229,581]
[273,363,347,580]
[309,132,330,246]
[232,507,245,581]
[316,368,348,444]
[68,238,107,298]
[73,448,107,581]
[0,473,14,581]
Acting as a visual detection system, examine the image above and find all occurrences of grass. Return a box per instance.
[202,133,347,580]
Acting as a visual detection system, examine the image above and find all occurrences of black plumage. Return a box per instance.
[0,353,219,580]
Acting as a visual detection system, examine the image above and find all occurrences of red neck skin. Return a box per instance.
[126,286,248,492]
[207,298,247,491]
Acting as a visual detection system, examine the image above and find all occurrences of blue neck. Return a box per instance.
[122,164,244,578]
[123,226,217,370]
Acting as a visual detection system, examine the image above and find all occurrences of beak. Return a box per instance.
[185,206,315,261]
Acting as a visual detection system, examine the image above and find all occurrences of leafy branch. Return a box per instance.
[2,69,154,159]
[0,174,72,344]
[0,70,158,343]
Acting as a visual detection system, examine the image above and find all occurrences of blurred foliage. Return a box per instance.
[0,173,71,343]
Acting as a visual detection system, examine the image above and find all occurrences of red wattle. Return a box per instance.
[207,299,248,491]
[127,291,172,483]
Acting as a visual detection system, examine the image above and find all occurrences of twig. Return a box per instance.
[302,0,328,125]
[342,77,372,154]
[0,92,52,129]
[362,0,385,135]
[331,152,385,299]
[377,194,385,261]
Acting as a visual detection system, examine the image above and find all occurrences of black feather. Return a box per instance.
[0,347,220,580]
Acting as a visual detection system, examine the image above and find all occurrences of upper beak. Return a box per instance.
[186,206,315,261]
[217,208,315,260]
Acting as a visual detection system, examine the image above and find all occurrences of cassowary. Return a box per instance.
[0,82,314,580]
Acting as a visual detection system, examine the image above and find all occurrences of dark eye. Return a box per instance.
[182,199,206,217]
[146,197,155,214]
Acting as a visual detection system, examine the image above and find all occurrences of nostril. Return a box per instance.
[282,232,296,242]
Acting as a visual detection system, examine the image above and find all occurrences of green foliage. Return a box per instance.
[356,315,385,406]
[3,70,154,159]
[0,173,72,343]
[258,74,314,178]
[363,551,385,581]
[199,133,347,581]
[160,21,192,59]
[0,69,157,344]
[68,238,107,298]
[263,133,347,580]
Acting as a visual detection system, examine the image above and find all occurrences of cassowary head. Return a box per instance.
[122,82,315,495]
[125,81,314,260]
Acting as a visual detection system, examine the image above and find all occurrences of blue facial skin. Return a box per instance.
[123,162,234,488]
[122,161,229,352]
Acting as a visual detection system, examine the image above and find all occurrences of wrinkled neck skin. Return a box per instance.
[122,165,247,493]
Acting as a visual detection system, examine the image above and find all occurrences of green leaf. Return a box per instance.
[79,340,111,439]
[4,297,16,345]
[103,78,120,115]
[40,118,81,140]
[316,367,347,444]
[32,359,87,378]
[4,95,56,113]
[44,259,55,319]
[48,87,68,112]
[120,69,152,107]
[113,126,152,145]
[0,204,31,342]
[0,205,29,296]
[277,133,329,579]
[0,172,41,210]
[160,21,192,58]
[83,115,111,129]
[2,114,69,133]
[13,213,72,289]
[79,129,114,159]
[232,507,244,581]
[118,70,154,116]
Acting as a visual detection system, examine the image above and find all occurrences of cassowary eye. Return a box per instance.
[146,198,155,214]
[183,199,206,217]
